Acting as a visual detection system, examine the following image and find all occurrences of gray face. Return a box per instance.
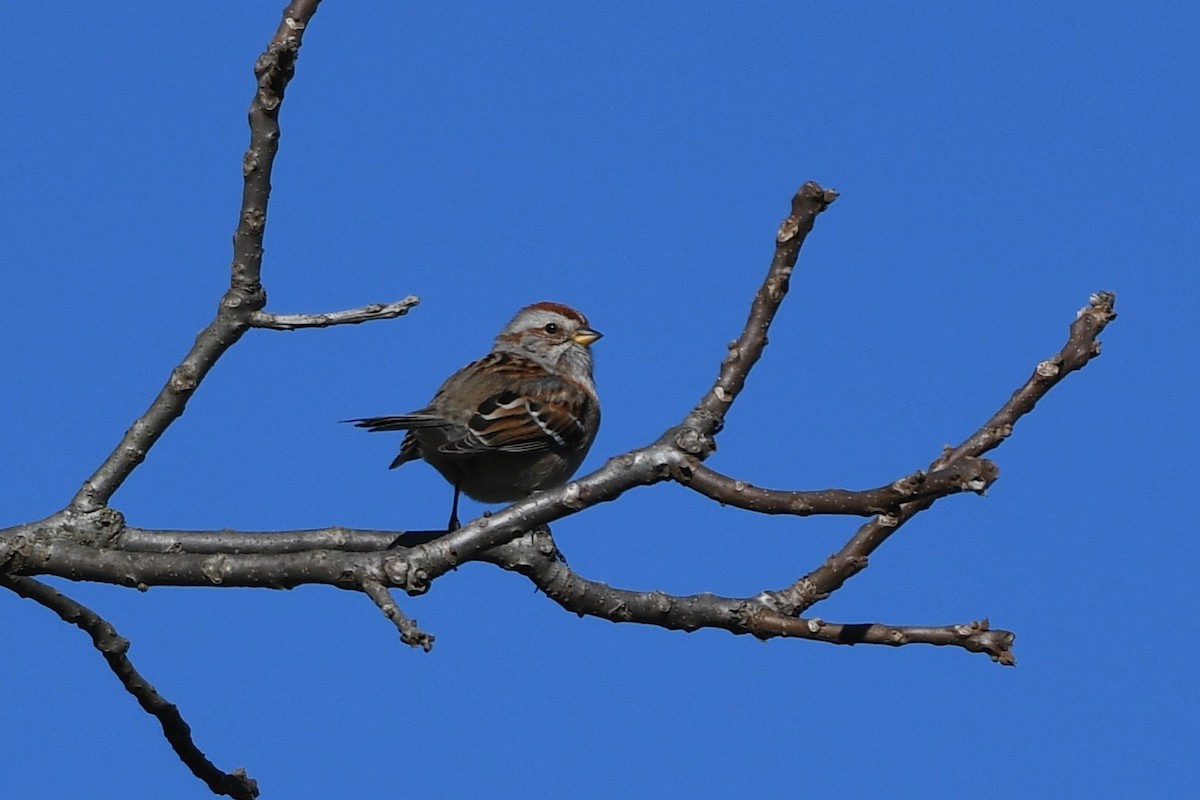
[493,305,598,383]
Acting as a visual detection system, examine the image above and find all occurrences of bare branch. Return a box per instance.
[3,533,398,590]
[678,457,998,517]
[232,0,323,291]
[0,575,259,799]
[765,291,1119,614]
[747,613,1016,665]
[933,291,1117,468]
[685,182,839,437]
[115,526,416,554]
[361,579,434,651]
[480,534,1015,663]
[69,0,324,513]
[250,296,420,330]
[5,440,683,591]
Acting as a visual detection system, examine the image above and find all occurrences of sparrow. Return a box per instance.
[348,302,601,530]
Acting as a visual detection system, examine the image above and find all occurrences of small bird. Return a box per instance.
[348,302,602,530]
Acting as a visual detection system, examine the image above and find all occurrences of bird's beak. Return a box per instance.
[572,327,603,347]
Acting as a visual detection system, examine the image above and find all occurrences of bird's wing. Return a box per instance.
[444,376,594,456]
[344,352,596,460]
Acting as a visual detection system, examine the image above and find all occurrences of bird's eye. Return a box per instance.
[543,322,559,334]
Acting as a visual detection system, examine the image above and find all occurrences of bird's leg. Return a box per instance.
[447,484,462,531]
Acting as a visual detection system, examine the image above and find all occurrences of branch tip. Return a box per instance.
[361,579,434,651]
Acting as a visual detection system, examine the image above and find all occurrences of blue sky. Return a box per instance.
[2,3,1197,798]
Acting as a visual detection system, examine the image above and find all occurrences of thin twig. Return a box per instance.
[480,533,1015,663]
[685,182,839,437]
[765,291,1119,614]
[251,296,420,330]
[360,579,434,651]
[678,457,997,516]
[748,612,1015,664]
[0,575,259,799]
[933,291,1117,468]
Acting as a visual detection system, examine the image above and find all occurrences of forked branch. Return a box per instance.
[762,291,1118,615]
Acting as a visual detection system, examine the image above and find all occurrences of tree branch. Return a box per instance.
[678,457,998,516]
[232,0,322,291]
[764,291,1119,615]
[747,613,1016,664]
[250,296,420,330]
[0,575,259,799]
[114,526,408,554]
[480,533,1015,663]
[933,291,1117,468]
[685,182,839,437]
[3,533,403,590]
[69,0,325,513]
[361,578,435,651]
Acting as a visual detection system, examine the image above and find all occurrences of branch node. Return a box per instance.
[200,554,230,585]
[1036,359,1061,378]
[964,476,989,494]
[532,528,557,556]
[649,591,675,614]
[673,426,714,458]
[561,482,585,510]
[382,556,408,587]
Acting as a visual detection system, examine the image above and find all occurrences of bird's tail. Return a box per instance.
[343,414,447,433]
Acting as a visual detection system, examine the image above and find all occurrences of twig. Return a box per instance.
[765,291,1119,614]
[480,533,1015,663]
[251,296,420,330]
[678,457,997,516]
[233,0,322,291]
[748,613,1015,664]
[69,0,325,512]
[685,182,839,436]
[360,579,434,651]
[933,291,1117,468]
[0,575,259,799]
